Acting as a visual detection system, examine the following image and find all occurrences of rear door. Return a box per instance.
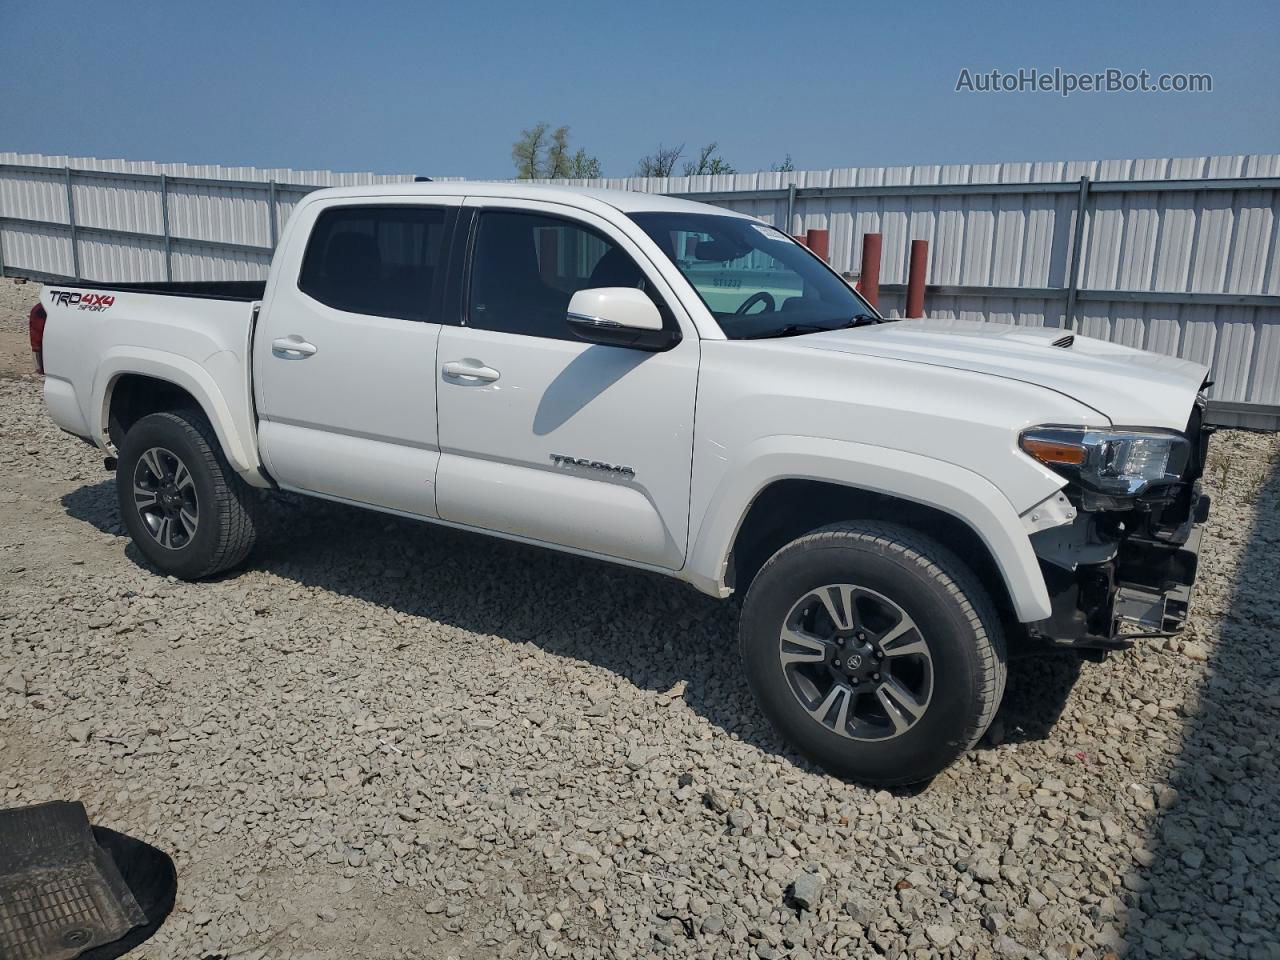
[253,197,461,515]
[433,200,700,569]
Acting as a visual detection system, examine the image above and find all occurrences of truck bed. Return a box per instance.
[39,279,265,481]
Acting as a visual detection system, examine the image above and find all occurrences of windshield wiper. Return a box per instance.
[741,314,882,340]
[742,323,832,340]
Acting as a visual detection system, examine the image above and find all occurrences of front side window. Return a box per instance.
[467,210,651,341]
[628,212,879,339]
[298,205,450,321]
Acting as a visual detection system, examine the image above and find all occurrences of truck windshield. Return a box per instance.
[628,212,880,339]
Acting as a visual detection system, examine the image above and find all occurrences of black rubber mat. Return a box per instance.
[0,801,147,960]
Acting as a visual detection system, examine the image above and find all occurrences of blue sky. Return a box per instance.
[4,0,1276,178]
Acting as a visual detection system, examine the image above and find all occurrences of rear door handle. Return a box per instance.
[442,359,500,383]
[272,335,318,359]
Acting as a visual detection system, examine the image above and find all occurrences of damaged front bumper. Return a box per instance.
[1111,493,1209,635]
[1027,405,1213,650]
[1028,493,1208,648]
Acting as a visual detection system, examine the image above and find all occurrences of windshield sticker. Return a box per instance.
[752,224,792,242]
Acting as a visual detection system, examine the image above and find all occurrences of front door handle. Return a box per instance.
[442,359,500,383]
[272,335,318,359]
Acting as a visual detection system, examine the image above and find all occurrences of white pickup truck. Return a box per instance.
[31,182,1212,784]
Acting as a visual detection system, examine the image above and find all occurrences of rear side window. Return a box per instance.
[298,205,451,321]
[466,210,650,340]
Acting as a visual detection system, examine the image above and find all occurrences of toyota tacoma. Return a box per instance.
[30,182,1212,784]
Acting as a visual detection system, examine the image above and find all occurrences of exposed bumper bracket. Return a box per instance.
[1112,523,1202,635]
[1029,495,1207,649]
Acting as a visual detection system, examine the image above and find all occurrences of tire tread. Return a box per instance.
[128,408,258,578]
[743,521,1006,785]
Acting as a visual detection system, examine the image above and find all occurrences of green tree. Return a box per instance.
[569,149,601,178]
[683,142,736,176]
[512,122,550,179]
[770,154,796,173]
[545,126,572,178]
[512,123,601,179]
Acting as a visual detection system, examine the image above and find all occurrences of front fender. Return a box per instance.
[93,347,269,487]
[684,436,1053,621]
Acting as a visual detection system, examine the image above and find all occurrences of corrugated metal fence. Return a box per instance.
[3,151,1277,427]
[0,153,430,284]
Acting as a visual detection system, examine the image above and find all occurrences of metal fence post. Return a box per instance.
[0,170,7,278]
[1064,175,1091,331]
[268,181,278,250]
[159,173,173,281]
[64,166,81,280]
[785,182,797,234]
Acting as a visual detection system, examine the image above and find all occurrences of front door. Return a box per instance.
[253,198,461,516]
[434,201,699,569]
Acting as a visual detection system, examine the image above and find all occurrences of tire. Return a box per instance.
[739,521,1005,786]
[115,408,259,579]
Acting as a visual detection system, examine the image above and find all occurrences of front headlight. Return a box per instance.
[1020,427,1190,498]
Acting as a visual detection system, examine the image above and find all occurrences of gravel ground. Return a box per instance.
[1,277,1278,960]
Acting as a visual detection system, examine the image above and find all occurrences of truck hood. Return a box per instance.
[794,317,1208,430]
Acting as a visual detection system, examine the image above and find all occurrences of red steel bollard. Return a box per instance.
[859,232,882,309]
[806,229,829,262]
[906,239,928,318]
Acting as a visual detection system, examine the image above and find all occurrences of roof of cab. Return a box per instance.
[303,180,752,217]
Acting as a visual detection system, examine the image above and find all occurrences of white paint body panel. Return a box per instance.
[567,287,663,330]
[39,288,268,486]
[250,194,464,516]
[683,340,1119,619]
[797,318,1208,431]
[38,181,1209,625]
[434,327,698,569]
[434,197,699,569]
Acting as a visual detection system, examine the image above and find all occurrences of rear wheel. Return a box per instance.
[740,522,1005,785]
[116,409,258,579]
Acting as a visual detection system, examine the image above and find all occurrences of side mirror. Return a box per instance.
[566,288,681,352]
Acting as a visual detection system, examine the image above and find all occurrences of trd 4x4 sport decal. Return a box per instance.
[49,290,115,312]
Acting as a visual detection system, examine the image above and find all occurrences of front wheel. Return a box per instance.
[740,522,1006,785]
[116,409,259,579]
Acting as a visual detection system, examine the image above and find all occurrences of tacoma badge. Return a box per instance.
[550,454,635,478]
